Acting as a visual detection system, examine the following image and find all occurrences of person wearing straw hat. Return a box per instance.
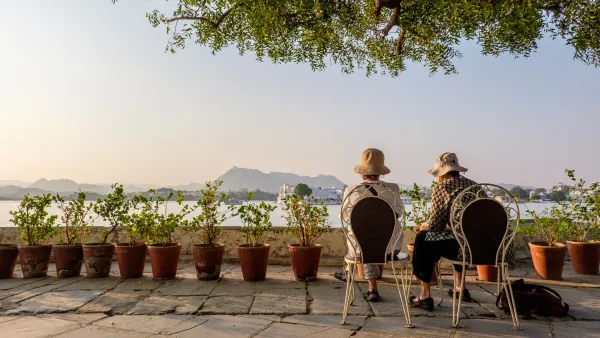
[338,148,404,302]
[409,152,478,311]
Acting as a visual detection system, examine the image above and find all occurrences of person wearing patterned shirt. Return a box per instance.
[409,152,478,311]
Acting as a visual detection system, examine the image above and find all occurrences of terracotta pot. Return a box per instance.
[237,244,270,282]
[18,245,52,278]
[54,244,83,278]
[407,243,438,283]
[567,241,600,275]
[357,263,384,280]
[193,244,225,281]
[476,265,501,282]
[529,241,566,280]
[115,244,147,279]
[289,244,322,281]
[0,244,19,279]
[148,244,181,279]
[82,243,115,278]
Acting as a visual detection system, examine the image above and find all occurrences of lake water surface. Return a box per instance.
[0,200,556,228]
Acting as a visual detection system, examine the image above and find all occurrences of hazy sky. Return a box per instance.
[1,1,599,189]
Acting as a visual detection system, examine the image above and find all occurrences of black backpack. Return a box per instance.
[496,279,569,319]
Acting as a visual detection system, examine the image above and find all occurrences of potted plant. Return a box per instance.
[521,206,571,280]
[282,194,331,281]
[55,192,94,277]
[146,190,194,279]
[233,192,277,281]
[0,244,18,279]
[9,194,57,278]
[187,181,230,281]
[87,184,131,278]
[115,194,154,278]
[563,169,600,275]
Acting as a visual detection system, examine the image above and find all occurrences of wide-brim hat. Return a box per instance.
[354,148,391,176]
[428,152,468,177]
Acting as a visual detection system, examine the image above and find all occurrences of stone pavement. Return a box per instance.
[0,262,599,337]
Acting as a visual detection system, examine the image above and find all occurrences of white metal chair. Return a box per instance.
[339,183,414,328]
[444,184,520,329]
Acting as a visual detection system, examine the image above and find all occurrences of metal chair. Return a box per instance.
[444,184,520,329]
[340,183,413,328]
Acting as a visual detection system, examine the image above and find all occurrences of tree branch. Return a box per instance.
[375,0,401,17]
[165,4,241,28]
[395,27,406,56]
[379,6,399,37]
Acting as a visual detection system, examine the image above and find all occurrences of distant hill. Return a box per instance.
[497,183,536,190]
[216,166,346,193]
[0,180,29,187]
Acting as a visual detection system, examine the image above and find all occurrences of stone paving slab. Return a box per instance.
[165,315,273,337]
[127,295,206,315]
[361,316,455,337]
[55,325,148,338]
[113,277,164,291]
[281,314,366,329]
[93,314,192,334]
[201,296,254,314]
[251,288,307,315]
[5,290,102,314]
[308,279,373,316]
[210,278,257,297]
[0,315,82,338]
[78,290,151,314]
[155,274,218,296]
[255,322,353,338]
[56,277,122,291]
[453,319,551,337]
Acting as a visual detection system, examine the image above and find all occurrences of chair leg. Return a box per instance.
[496,267,501,296]
[436,260,444,306]
[502,264,521,330]
[341,262,355,325]
[392,262,414,328]
[450,264,466,328]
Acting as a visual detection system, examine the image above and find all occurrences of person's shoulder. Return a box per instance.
[379,181,400,191]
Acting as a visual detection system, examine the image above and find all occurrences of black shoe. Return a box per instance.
[367,290,381,302]
[409,296,434,311]
[333,271,347,282]
[447,288,472,302]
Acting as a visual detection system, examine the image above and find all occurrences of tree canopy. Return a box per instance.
[119,0,600,76]
[295,183,313,197]
[548,190,567,201]
[510,186,529,199]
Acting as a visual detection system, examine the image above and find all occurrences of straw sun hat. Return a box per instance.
[354,148,391,176]
[427,152,468,177]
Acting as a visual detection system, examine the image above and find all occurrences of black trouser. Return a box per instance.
[412,230,463,283]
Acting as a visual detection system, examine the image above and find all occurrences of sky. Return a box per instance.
[0,1,599,189]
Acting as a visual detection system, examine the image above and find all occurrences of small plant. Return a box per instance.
[401,183,430,229]
[127,194,157,245]
[282,194,331,247]
[233,192,277,247]
[563,169,600,242]
[145,190,195,246]
[94,184,131,245]
[521,205,572,247]
[187,181,230,246]
[10,194,58,246]
[56,192,95,245]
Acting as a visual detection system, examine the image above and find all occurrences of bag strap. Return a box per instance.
[530,284,563,302]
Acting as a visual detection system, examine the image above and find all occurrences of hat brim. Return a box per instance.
[428,165,468,177]
[354,164,391,176]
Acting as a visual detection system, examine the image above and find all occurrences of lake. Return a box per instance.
[0,200,556,228]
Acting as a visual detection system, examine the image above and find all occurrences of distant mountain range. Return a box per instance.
[216,167,346,193]
[0,168,541,199]
[497,183,535,190]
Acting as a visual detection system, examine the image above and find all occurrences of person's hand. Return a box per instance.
[416,222,428,232]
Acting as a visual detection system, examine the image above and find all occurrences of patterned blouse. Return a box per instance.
[426,175,479,241]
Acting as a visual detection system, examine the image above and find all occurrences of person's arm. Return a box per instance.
[428,184,450,233]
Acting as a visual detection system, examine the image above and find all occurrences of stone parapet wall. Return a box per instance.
[0,226,529,267]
